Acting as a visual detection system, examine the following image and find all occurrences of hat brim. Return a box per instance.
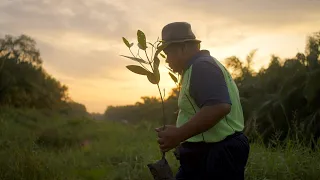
[161,39,201,46]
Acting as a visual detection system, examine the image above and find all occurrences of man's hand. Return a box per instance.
[155,125,183,153]
[155,104,231,152]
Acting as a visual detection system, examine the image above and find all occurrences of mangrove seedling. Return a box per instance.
[120,30,175,180]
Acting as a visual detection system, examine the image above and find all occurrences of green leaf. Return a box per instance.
[147,42,155,48]
[151,56,161,84]
[137,30,147,50]
[120,55,148,64]
[156,41,161,49]
[155,43,168,57]
[165,66,174,73]
[122,37,131,48]
[137,43,143,49]
[153,56,160,71]
[169,72,178,83]
[160,53,166,59]
[147,70,160,84]
[126,65,150,76]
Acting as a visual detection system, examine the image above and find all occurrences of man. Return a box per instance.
[155,22,250,180]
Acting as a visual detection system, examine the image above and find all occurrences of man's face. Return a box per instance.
[163,44,185,73]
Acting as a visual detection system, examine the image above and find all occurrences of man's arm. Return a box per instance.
[177,59,232,142]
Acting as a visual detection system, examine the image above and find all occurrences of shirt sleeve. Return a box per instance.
[189,59,232,108]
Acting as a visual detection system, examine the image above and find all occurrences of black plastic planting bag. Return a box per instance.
[147,146,182,180]
[147,156,175,180]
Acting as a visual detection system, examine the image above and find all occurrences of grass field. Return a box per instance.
[0,108,319,180]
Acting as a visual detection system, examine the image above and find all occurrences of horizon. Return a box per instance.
[1,0,319,113]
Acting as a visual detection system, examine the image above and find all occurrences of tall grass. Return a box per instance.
[0,108,319,180]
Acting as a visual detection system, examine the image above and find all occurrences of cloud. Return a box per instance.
[2,0,319,41]
[0,0,133,41]
[2,0,319,52]
[170,0,320,28]
[0,0,139,80]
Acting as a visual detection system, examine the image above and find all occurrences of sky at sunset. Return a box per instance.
[1,0,320,113]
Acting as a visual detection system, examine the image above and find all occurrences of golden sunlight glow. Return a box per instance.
[2,0,318,113]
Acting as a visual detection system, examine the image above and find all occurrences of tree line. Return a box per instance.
[105,30,320,146]
[0,34,88,117]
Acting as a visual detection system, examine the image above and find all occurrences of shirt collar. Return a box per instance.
[184,50,211,71]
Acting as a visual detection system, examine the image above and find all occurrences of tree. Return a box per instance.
[244,31,320,146]
[0,34,87,115]
[305,31,320,70]
[0,34,42,67]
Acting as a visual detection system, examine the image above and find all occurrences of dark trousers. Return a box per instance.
[175,132,250,180]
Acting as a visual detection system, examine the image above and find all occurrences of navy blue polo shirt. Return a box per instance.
[185,50,232,108]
